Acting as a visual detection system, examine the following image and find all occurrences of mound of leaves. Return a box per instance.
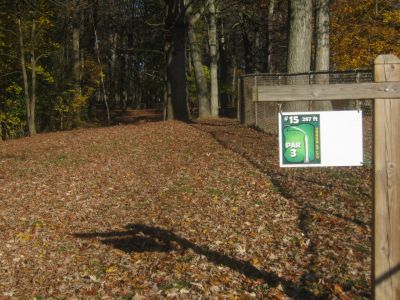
[0,119,371,299]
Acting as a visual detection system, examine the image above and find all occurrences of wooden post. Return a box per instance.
[237,77,241,122]
[374,54,400,300]
[253,77,258,127]
[238,76,245,124]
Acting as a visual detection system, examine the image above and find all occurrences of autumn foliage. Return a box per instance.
[331,0,400,70]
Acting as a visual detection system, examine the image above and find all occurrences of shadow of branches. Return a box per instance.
[75,223,322,299]
[191,119,371,299]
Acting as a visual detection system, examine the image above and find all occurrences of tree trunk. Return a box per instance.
[231,33,238,108]
[165,0,188,121]
[72,1,81,94]
[1,121,6,141]
[126,33,134,108]
[315,0,329,72]
[266,0,275,73]
[240,13,253,74]
[18,18,31,133]
[92,13,110,123]
[219,18,230,116]
[80,7,85,82]
[232,63,237,105]
[109,32,118,107]
[186,4,210,118]
[30,20,37,135]
[284,0,313,112]
[115,36,123,111]
[0,103,6,140]
[313,0,332,111]
[254,28,261,73]
[18,17,36,136]
[120,37,128,112]
[208,0,219,117]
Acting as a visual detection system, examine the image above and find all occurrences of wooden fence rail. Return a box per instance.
[254,82,400,102]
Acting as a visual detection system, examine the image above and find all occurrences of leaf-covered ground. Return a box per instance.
[0,119,371,299]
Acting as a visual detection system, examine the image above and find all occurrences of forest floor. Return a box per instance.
[0,118,371,299]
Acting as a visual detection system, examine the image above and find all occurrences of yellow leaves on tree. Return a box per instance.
[331,0,400,70]
[383,9,400,26]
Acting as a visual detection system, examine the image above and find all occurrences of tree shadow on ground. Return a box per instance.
[75,223,322,299]
[191,121,371,299]
[193,121,369,228]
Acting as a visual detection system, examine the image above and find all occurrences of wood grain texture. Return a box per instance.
[255,82,400,102]
[374,54,400,300]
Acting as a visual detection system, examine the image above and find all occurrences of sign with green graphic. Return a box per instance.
[279,111,363,167]
[280,113,321,166]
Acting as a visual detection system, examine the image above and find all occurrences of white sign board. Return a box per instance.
[279,111,363,167]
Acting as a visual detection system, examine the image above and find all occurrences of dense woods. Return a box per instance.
[0,0,399,138]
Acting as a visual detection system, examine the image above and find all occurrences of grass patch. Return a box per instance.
[46,153,85,166]
[173,279,192,289]
[121,294,135,300]
[354,244,369,254]
[342,276,369,291]
[327,169,342,179]
[158,277,192,291]
[208,188,224,197]
[159,282,174,291]
[1,153,28,161]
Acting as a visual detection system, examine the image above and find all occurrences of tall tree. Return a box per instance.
[186,2,210,118]
[17,17,35,135]
[16,1,57,135]
[315,0,329,72]
[239,12,254,74]
[165,0,189,121]
[284,0,313,111]
[266,0,276,73]
[71,0,81,95]
[313,0,332,110]
[208,0,219,117]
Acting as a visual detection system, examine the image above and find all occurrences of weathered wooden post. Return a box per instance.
[253,76,258,127]
[237,77,242,122]
[374,54,400,300]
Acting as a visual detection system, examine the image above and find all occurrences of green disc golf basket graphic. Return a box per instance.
[283,124,316,164]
